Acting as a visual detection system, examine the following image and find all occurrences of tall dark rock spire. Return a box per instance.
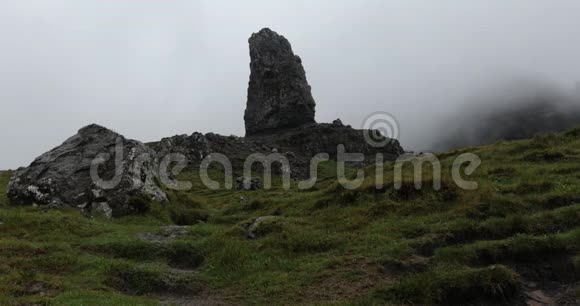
[244,28,316,136]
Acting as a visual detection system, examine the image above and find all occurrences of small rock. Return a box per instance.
[247,216,278,239]
[332,118,344,127]
[138,225,190,243]
[526,290,554,306]
[91,202,113,219]
[236,176,262,190]
[27,282,50,296]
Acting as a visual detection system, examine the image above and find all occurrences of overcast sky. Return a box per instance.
[1,1,580,169]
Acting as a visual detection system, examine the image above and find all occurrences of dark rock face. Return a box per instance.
[332,119,344,127]
[7,124,167,216]
[244,28,316,136]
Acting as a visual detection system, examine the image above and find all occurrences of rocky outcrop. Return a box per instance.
[7,124,167,216]
[154,28,403,179]
[244,28,316,136]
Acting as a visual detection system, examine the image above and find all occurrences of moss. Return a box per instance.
[51,289,158,305]
[373,265,519,304]
[488,166,517,178]
[434,230,579,265]
[521,150,566,162]
[0,170,13,207]
[126,195,153,213]
[269,229,340,254]
[165,240,205,269]
[105,262,202,295]
[512,182,553,194]
[169,206,209,225]
[84,239,204,269]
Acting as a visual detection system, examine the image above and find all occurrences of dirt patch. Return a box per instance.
[382,255,430,275]
[301,258,393,302]
[157,288,235,306]
[138,225,190,243]
[515,255,579,305]
[25,281,59,297]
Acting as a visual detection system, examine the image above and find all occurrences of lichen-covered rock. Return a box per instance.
[244,28,316,136]
[7,124,167,216]
[155,132,210,161]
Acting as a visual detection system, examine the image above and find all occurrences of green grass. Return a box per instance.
[0,170,12,207]
[1,128,580,304]
[373,264,519,304]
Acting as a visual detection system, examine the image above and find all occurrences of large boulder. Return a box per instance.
[244,28,316,136]
[7,124,167,216]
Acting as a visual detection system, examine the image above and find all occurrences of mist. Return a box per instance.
[430,80,580,151]
[2,1,580,169]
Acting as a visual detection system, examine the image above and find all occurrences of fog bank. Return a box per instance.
[428,80,580,151]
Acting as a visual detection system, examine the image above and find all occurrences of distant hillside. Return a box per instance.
[433,81,580,152]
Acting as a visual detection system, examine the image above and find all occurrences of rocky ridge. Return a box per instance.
[154,122,403,179]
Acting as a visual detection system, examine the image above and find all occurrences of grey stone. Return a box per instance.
[247,216,278,239]
[138,225,190,243]
[284,151,296,159]
[90,202,113,219]
[236,176,261,190]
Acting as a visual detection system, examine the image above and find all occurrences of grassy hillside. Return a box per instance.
[1,129,580,305]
